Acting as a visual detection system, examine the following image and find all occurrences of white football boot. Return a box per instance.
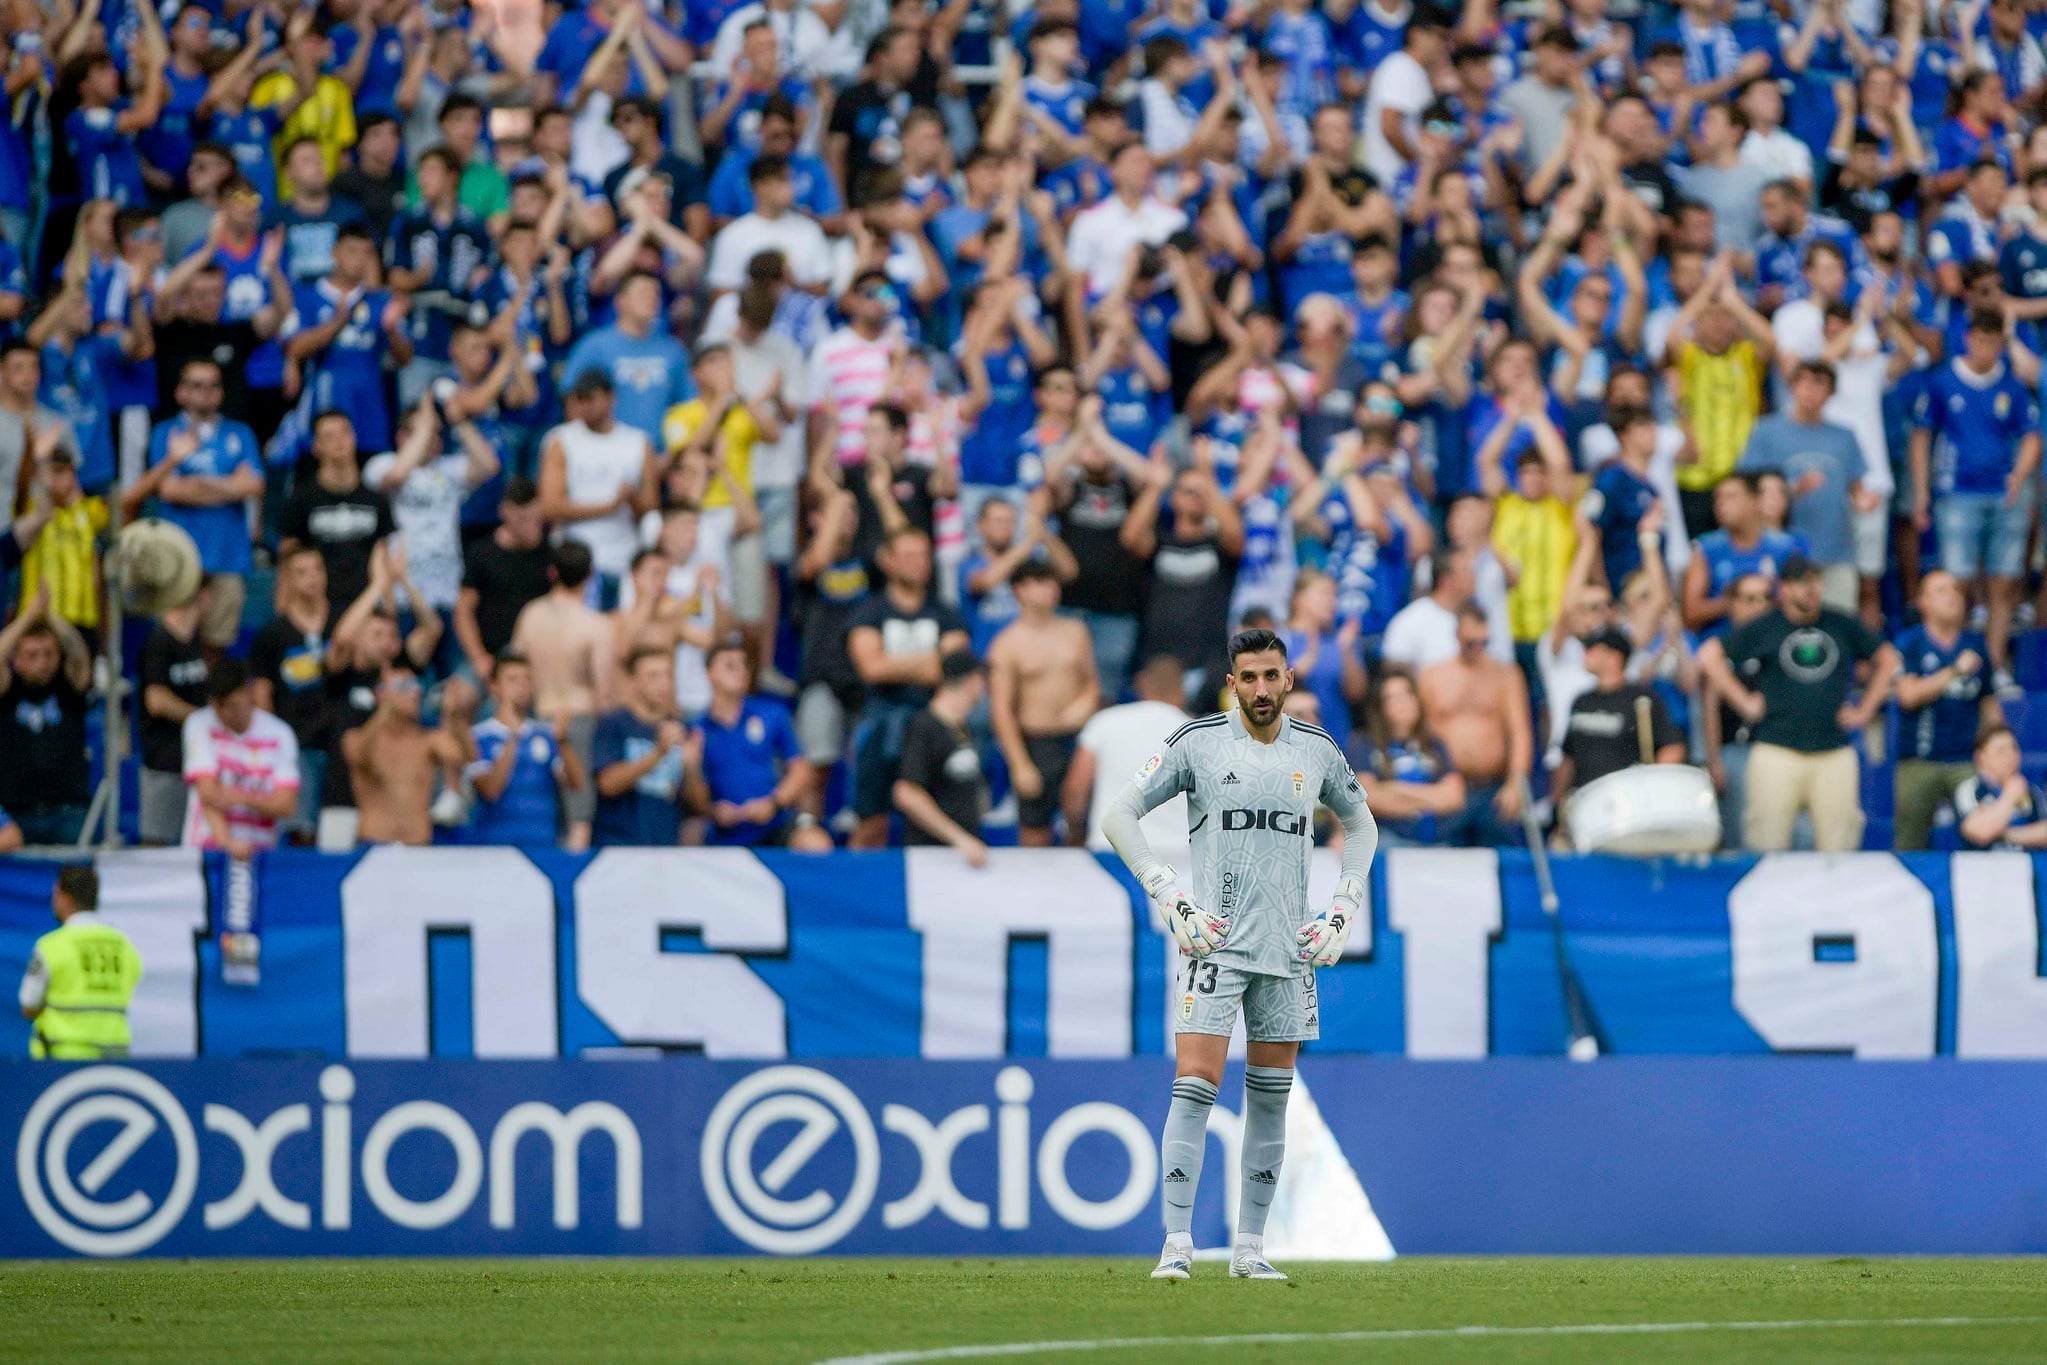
[1229,1235,1287,1280]
[1150,1234,1194,1280]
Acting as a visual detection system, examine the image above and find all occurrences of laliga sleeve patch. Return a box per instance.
[1136,752,1163,781]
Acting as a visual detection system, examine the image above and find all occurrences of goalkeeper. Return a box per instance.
[1103,628,1378,1283]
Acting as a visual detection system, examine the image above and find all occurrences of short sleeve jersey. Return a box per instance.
[1123,710,1368,978]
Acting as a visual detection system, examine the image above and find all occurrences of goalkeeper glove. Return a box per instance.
[1297,875,1365,967]
[1142,868,1228,957]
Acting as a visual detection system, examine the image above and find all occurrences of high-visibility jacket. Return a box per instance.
[23,913,141,1060]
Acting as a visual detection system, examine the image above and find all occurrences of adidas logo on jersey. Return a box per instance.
[1222,772,1241,784]
[1165,1168,1190,1183]
[1247,1169,1277,1185]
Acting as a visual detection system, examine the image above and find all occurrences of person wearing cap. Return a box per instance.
[893,648,992,867]
[1553,625,1687,845]
[539,365,658,607]
[1699,552,1899,852]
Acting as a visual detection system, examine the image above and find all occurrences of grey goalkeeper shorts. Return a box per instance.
[1174,958,1320,1043]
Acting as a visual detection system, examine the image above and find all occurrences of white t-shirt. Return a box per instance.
[1361,49,1433,188]
[1579,424,1694,575]
[616,566,721,716]
[710,2,835,78]
[1740,128,1814,186]
[1379,596,1461,672]
[707,212,831,292]
[362,450,483,609]
[181,706,300,850]
[1139,80,1198,159]
[1537,632,1594,770]
[1078,700,1191,852]
[1065,195,1188,296]
[553,419,651,579]
[571,91,629,187]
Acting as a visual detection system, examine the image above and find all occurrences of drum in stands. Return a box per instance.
[1567,764,1722,856]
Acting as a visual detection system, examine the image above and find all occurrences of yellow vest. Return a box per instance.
[27,914,142,1060]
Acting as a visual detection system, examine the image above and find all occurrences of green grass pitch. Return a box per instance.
[4,1258,2044,1363]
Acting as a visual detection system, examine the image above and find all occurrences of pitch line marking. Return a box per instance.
[815,1314,2045,1364]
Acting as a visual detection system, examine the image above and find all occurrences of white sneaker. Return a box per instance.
[1150,1236,1194,1280]
[1229,1236,1287,1280]
[1994,667,2024,701]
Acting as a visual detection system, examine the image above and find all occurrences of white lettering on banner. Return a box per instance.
[882,1103,991,1230]
[95,849,208,1056]
[700,1066,881,1255]
[1386,849,1500,1058]
[360,1101,484,1230]
[342,847,559,1057]
[1729,854,1937,1057]
[203,1103,311,1230]
[322,1065,352,1228]
[1951,853,2047,1057]
[573,848,787,1057]
[14,1064,649,1254]
[488,1102,644,1229]
[1035,1101,1156,1230]
[906,849,1133,1058]
[16,1067,199,1256]
[701,1065,1159,1253]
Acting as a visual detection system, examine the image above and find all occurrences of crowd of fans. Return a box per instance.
[8,0,2047,864]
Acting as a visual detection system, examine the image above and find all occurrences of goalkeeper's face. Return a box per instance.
[1228,648,1292,729]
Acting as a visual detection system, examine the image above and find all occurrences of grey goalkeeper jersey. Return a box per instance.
[1104,709,1378,978]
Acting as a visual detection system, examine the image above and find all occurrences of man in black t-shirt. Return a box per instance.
[1046,436,1151,703]
[455,477,552,681]
[895,650,991,865]
[278,411,397,619]
[0,591,93,845]
[1556,627,1687,840]
[847,403,951,573]
[845,526,970,848]
[138,592,212,845]
[827,27,917,193]
[1128,461,1244,707]
[1700,555,1900,853]
[792,490,872,801]
[151,265,269,424]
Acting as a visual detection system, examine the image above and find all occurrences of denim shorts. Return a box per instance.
[1937,488,2033,579]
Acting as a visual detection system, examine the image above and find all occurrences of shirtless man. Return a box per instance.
[1418,603,1533,848]
[510,541,614,850]
[342,663,468,846]
[988,561,1100,846]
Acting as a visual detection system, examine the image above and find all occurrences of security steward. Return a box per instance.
[19,866,142,1059]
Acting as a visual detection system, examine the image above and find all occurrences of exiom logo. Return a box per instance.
[16,1066,642,1256]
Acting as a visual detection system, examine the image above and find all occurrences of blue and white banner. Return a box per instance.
[4,847,2047,1059]
[6,1056,2046,1258]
